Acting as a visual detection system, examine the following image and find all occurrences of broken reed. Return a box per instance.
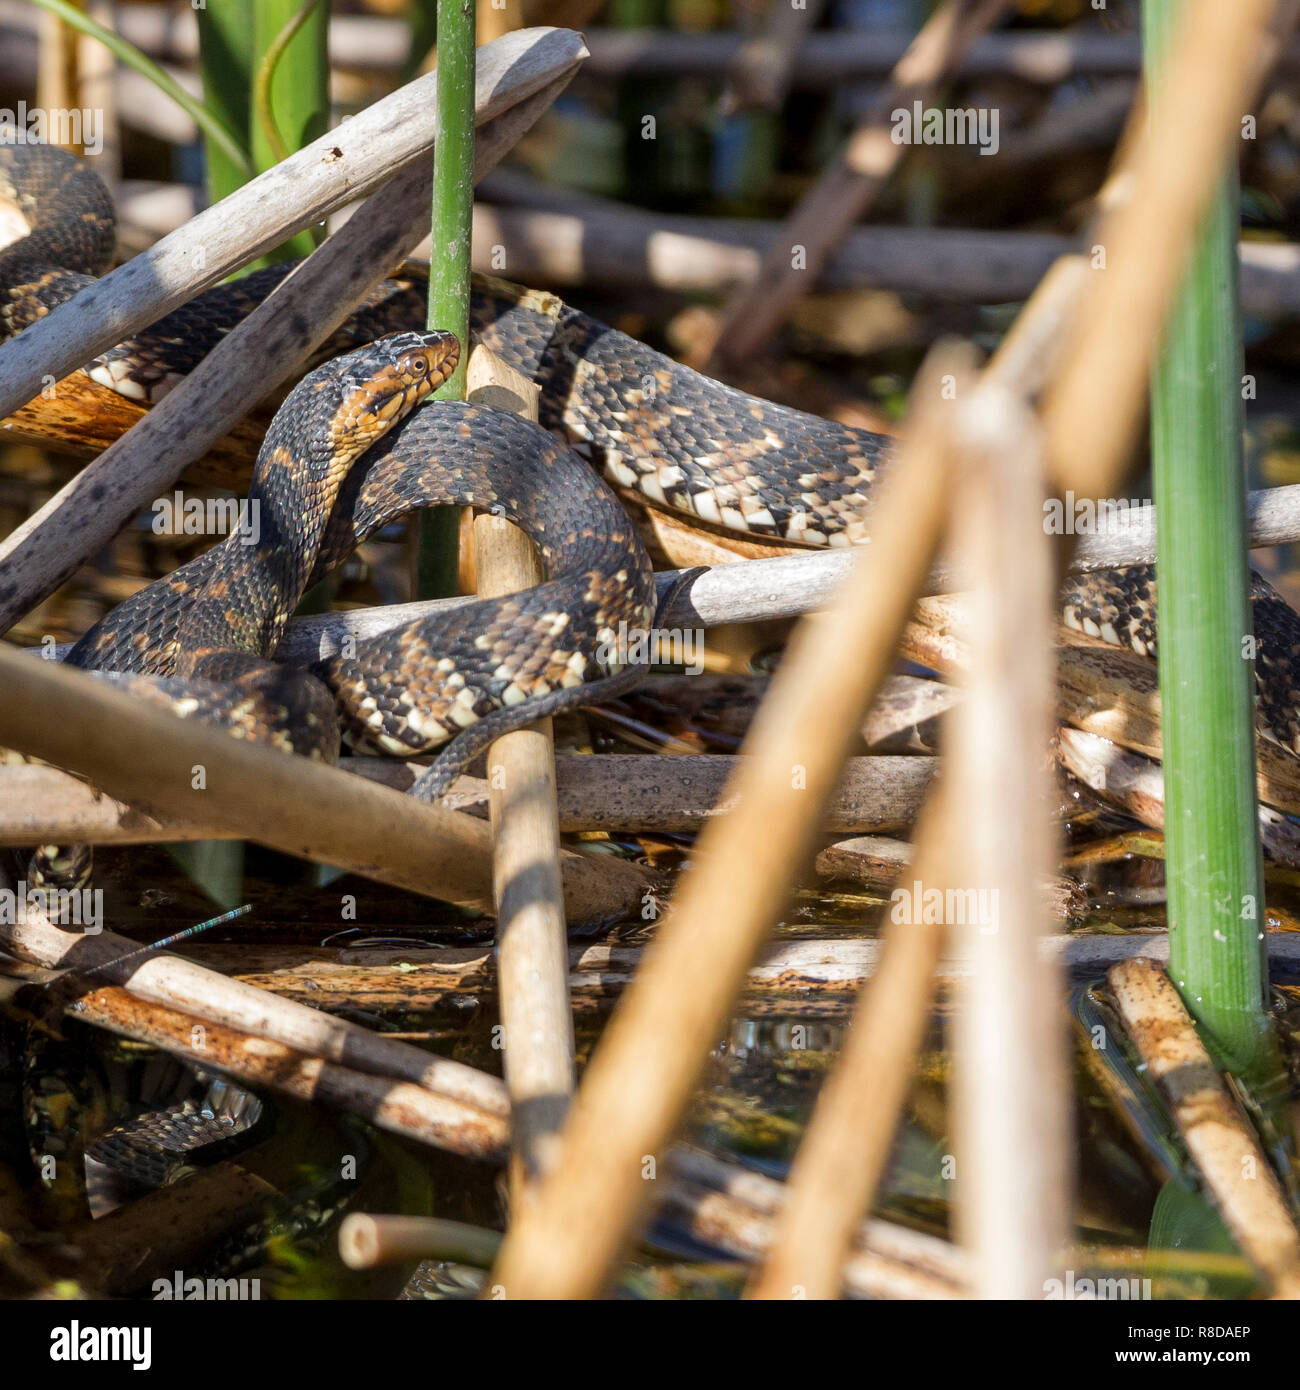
[1143,0,1270,1069]
[416,0,478,599]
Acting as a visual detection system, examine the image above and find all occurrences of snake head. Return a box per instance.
[306,328,460,480]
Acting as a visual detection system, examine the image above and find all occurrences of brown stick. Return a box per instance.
[466,345,575,1190]
[0,753,936,844]
[488,344,974,1299]
[0,647,654,922]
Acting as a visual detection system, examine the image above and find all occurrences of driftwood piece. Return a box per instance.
[0,752,935,844]
[470,201,1300,318]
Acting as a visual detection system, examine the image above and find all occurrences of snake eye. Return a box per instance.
[411,355,430,376]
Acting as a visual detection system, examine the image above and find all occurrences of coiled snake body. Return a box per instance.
[8,145,1300,1220]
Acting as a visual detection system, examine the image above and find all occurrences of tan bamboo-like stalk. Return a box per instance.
[945,386,1067,1297]
[465,345,576,1193]
[488,343,975,1299]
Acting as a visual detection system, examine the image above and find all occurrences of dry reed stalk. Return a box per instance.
[487,343,974,1299]
[465,345,575,1191]
[0,645,654,922]
[1040,0,1277,499]
[944,387,1068,1298]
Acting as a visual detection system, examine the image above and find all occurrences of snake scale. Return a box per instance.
[7,144,1300,1231]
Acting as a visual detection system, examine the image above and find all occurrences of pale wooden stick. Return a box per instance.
[1108,958,1300,1299]
[0,880,510,1117]
[0,645,654,923]
[945,386,1068,1298]
[259,482,1300,657]
[0,27,583,423]
[338,1214,501,1269]
[0,42,584,633]
[706,0,1012,365]
[466,345,575,1191]
[66,983,509,1161]
[488,344,974,1299]
[0,753,936,843]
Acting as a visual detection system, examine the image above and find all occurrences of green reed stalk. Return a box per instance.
[30,0,252,178]
[195,0,255,205]
[416,0,476,599]
[1144,0,1269,1069]
[251,0,329,261]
